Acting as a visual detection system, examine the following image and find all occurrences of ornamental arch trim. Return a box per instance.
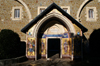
[33,13,76,38]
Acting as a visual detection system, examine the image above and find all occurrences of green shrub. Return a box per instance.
[0,29,20,59]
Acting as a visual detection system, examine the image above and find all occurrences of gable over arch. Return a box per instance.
[21,3,88,33]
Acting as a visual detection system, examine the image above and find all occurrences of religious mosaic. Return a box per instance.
[26,38,35,58]
[41,39,46,55]
[62,38,70,55]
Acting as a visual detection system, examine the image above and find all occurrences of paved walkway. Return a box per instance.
[11,54,90,66]
[12,58,72,66]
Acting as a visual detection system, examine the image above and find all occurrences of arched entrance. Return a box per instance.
[34,13,75,60]
[21,3,88,61]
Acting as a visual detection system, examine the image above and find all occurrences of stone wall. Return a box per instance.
[80,0,100,39]
[0,0,100,40]
[0,0,29,40]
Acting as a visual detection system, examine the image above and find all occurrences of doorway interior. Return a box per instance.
[47,38,61,58]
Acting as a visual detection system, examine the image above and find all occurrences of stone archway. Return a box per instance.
[34,13,76,60]
[34,13,76,38]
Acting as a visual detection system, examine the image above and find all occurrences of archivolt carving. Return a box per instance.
[34,13,76,38]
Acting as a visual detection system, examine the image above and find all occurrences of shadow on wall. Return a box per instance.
[20,41,26,56]
[0,29,26,60]
[69,29,100,65]
[89,28,100,64]
[74,35,82,60]
[74,34,89,61]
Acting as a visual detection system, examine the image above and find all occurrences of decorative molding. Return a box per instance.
[17,0,32,21]
[34,13,76,38]
[34,13,75,60]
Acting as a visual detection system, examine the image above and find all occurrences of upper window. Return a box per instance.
[61,6,70,14]
[88,9,94,18]
[86,7,97,21]
[38,6,70,15]
[14,9,20,18]
[12,7,22,20]
[38,6,46,15]
[63,8,68,13]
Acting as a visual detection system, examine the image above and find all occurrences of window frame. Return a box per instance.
[61,6,70,14]
[14,9,20,18]
[88,9,94,18]
[38,6,47,15]
[86,7,97,21]
[12,6,22,20]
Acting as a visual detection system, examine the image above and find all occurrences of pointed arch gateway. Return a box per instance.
[21,3,88,61]
[34,13,76,37]
[34,13,76,60]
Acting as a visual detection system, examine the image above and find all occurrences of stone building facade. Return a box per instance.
[0,0,100,60]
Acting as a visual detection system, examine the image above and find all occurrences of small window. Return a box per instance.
[40,8,45,13]
[38,6,70,15]
[61,6,70,14]
[12,7,22,20]
[63,8,68,13]
[38,6,46,15]
[14,9,20,18]
[86,7,97,21]
[89,9,94,18]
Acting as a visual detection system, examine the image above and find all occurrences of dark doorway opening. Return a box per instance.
[37,38,41,60]
[48,38,60,58]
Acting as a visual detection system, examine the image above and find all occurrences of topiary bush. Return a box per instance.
[89,29,100,57]
[0,29,20,59]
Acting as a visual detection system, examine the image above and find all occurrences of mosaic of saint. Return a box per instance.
[41,39,46,55]
[63,40,68,53]
[27,38,35,56]
[62,38,70,55]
